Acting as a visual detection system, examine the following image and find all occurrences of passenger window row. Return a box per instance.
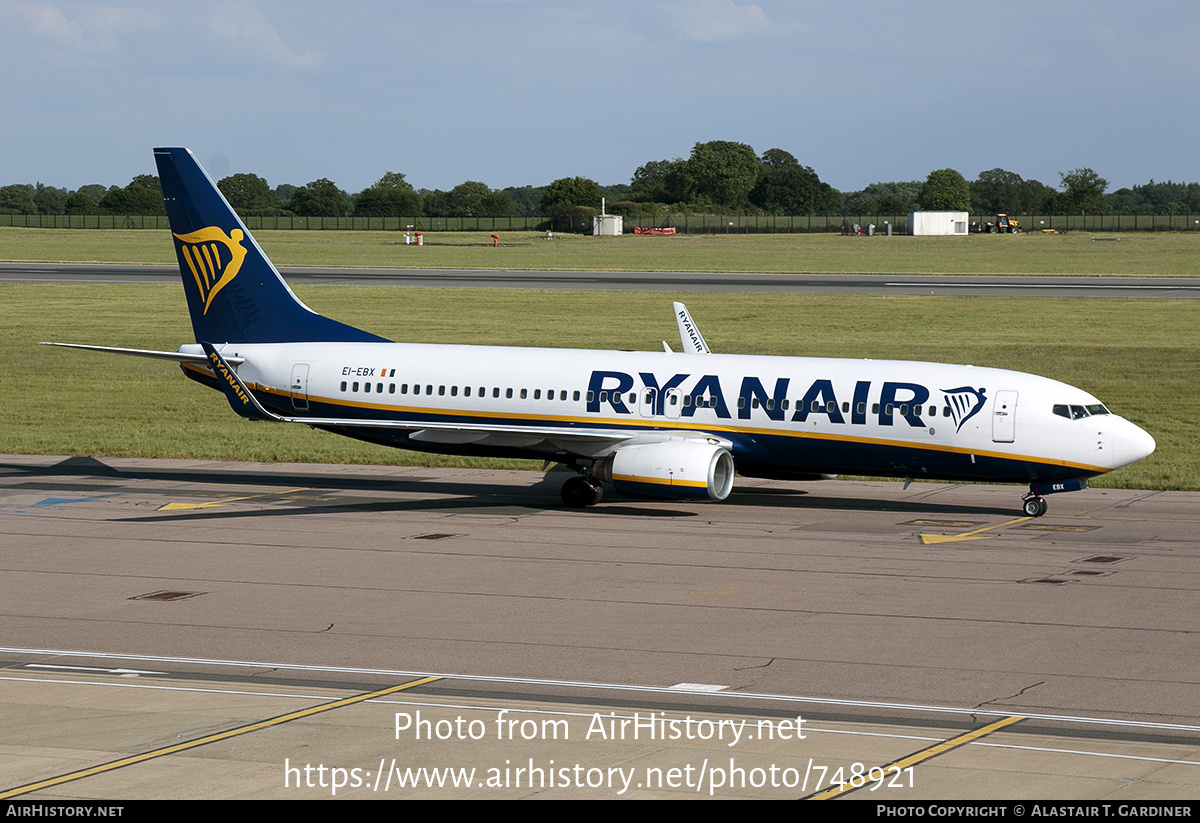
[338,381,583,402]
[334,381,960,420]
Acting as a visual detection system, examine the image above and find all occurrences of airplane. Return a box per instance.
[43,147,1156,518]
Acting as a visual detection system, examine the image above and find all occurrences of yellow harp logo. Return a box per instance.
[173,227,248,315]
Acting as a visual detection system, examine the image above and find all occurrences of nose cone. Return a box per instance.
[1112,420,1156,469]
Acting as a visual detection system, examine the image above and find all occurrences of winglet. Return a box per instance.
[673,302,711,354]
[200,342,281,422]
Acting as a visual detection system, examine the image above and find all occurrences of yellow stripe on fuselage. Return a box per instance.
[184,367,1109,476]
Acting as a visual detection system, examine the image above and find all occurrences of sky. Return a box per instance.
[3,0,1198,196]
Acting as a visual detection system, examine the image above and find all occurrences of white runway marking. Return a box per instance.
[6,675,1199,772]
[5,645,1199,735]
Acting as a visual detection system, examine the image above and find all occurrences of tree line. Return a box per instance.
[2,141,1196,223]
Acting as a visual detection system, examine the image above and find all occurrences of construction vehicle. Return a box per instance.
[977,213,1022,233]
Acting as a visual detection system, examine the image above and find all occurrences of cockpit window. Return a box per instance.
[1055,403,1111,420]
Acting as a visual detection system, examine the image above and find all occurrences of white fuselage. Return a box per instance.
[183,341,1155,484]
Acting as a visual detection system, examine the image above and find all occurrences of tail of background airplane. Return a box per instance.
[152,147,387,345]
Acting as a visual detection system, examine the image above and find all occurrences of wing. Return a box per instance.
[198,343,725,460]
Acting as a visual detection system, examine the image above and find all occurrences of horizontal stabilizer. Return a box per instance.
[40,342,243,365]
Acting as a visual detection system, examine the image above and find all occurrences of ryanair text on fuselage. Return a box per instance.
[586,370,984,431]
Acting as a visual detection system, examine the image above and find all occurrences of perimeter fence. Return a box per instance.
[4,212,1200,233]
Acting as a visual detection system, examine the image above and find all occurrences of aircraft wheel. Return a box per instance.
[1022,496,1047,517]
[561,476,603,507]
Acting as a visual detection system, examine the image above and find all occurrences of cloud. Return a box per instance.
[665,0,772,42]
[2,1,161,67]
[206,1,323,71]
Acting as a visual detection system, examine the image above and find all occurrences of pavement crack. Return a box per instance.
[973,680,1045,715]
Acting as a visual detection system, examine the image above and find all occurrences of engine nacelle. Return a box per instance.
[594,441,735,501]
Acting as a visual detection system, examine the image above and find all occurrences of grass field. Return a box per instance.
[3,226,1200,276]
[1,283,1192,491]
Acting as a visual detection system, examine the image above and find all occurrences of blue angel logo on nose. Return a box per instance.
[942,386,987,432]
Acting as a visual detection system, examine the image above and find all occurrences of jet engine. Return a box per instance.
[593,440,735,501]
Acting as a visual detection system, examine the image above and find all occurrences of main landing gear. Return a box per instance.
[561,474,603,507]
[1021,495,1048,518]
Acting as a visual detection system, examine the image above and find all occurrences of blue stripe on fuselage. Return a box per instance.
[223,377,1102,484]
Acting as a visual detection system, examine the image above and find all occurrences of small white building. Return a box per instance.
[593,214,623,236]
[908,211,969,236]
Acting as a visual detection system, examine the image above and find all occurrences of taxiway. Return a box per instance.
[1,456,1197,798]
[4,262,1200,297]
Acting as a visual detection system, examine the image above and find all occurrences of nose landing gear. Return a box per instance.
[1022,495,1048,518]
[1021,477,1089,518]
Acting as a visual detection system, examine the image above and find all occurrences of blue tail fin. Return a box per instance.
[152,147,388,344]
